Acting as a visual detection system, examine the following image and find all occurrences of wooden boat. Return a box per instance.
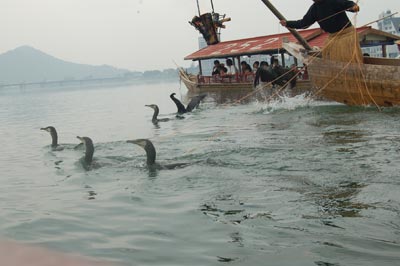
[178,66,314,104]
[283,38,400,107]
[183,0,313,99]
[181,28,323,98]
[183,0,400,106]
[261,0,400,107]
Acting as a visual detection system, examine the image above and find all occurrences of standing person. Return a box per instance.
[253,61,276,87]
[271,59,286,86]
[280,0,362,63]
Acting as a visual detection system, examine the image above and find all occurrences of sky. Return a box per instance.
[0,0,398,71]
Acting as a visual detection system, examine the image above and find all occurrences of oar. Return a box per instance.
[260,0,313,51]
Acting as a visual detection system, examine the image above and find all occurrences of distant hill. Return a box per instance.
[0,46,132,84]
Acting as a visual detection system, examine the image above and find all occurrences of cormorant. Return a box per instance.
[145,104,170,124]
[170,93,187,114]
[127,139,189,170]
[170,93,207,114]
[76,136,94,169]
[40,126,64,151]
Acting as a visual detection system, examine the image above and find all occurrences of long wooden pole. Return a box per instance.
[362,11,398,27]
[260,0,313,51]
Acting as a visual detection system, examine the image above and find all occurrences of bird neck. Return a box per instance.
[84,144,94,164]
[171,95,187,113]
[51,131,58,147]
[145,142,156,165]
[152,107,159,122]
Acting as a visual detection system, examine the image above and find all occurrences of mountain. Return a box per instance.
[0,46,131,84]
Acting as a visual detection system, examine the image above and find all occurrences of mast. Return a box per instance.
[196,0,201,16]
[260,0,313,51]
[210,0,215,13]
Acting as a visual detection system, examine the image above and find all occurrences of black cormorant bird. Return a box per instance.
[145,104,170,124]
[170,93,207,114]
[76,136,95,169]
[170,93,187,114]
[127,139,190,170]
[40,126,64,151]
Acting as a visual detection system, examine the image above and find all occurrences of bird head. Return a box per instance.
[127,138,156,165]
[76,136,93,147]
[145,104,158,110]
[127,139,148,149]
[40,126,56,133]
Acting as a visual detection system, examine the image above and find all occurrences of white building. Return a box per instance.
[362,10,400,58]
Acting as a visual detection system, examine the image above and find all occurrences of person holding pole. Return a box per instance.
[279,0,362,63]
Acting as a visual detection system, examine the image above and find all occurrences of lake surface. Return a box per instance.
[1,82,399,266]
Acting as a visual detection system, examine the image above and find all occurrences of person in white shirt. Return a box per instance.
[225,58,238,76]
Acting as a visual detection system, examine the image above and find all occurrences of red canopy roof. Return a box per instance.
[185,28,321,60]
[184,26,399,61]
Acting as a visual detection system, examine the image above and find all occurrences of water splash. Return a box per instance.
[256,93,340,114]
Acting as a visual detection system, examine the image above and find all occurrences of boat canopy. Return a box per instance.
[185,26,400,61]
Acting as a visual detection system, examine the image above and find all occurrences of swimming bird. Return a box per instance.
[76,136,94,169]
[145,104,170,124]
[127,139,190,170]
[40,126,64,151]
[170,93,187,114]
[170,93,207,114]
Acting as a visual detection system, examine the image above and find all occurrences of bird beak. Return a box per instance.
[76,136,84,142]
[127,139,145,148]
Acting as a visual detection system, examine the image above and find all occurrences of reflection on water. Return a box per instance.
[322,130,366,145]
[0,83,399,266]
[313,182,371,218]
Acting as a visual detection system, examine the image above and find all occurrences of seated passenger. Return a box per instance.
[212,60,221,75]
[240,61,252,74]
[218,63,228,76]
[252,61,260,74]
[225,58,238,77]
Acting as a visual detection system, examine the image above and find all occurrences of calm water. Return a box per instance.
[1,82,400,266]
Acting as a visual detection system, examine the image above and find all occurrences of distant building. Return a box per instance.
[362,10,400,58]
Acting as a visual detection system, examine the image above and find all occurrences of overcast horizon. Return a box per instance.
[1,0,398,71]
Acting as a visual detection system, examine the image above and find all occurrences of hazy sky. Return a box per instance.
[0,0,398,71]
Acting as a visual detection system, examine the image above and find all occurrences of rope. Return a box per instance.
[317,7,351,24]
[303,1,381,110]
[275,0,380,109]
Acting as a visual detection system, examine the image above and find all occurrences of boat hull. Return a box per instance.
[307,57,400,107]
[179,68,312,103]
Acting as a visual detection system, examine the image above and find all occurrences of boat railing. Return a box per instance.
[197,73,255,84]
